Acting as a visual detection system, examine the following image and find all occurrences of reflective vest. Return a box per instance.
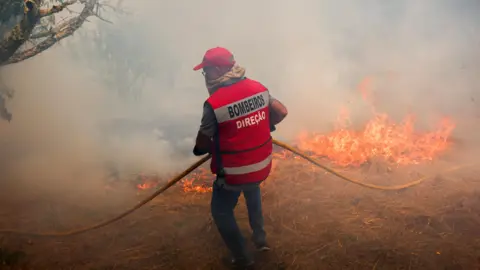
[206,78,273,185]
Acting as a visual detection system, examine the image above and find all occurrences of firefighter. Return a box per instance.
[192,47,288,268]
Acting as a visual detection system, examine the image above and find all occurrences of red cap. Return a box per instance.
[193,47,236,71]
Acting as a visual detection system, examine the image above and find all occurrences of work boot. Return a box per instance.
[223,256,255,269]
[251,234,270,252]
[254,241,271,252]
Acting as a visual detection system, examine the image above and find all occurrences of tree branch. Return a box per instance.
[1,0,106,66]
[0,74,13,122]
[39,0,78,18]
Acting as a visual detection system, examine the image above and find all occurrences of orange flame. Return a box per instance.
[136,173,160,190]
[296,77,455,167]
[297,113,454,167]
[181,168,213,193]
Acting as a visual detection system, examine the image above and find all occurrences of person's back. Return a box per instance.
[192,47,288,268]
[207,78,274,187]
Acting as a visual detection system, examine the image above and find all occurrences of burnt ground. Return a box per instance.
[1,155,480,270]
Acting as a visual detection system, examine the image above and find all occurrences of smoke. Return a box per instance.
[132,0,480,138]
[1,0,479,194]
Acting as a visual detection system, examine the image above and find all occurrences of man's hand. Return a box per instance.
[193,130,212,156]
[193,146,209,156]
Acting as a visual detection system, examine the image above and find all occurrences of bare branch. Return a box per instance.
[0,0,125,121]
[0,75,13,122]
[1,0,107,66]
[39,0,78,18]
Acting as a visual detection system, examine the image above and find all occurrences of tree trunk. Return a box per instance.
[0,0,41,65]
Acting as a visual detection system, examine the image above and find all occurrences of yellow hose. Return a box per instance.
[273,139,474,190]
[0,155,211,237]
[0,139,472,236]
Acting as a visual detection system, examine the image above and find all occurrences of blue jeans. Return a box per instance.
[210,180,266,260]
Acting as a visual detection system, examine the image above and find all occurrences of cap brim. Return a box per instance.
[193,62,205,71]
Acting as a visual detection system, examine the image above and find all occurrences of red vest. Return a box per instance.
[206,78,273,185]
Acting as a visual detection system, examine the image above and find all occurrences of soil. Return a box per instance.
[1,153,480,270]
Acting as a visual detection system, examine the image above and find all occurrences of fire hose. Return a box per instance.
[0,139,473,237]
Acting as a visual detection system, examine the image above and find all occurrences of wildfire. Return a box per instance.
[182,168,213,193]
[134,155,290,193]
[134,77,456,192]
[297,112,454,167]
[136,173,160,190]
[134,169,214,193]
[296,77,455,167]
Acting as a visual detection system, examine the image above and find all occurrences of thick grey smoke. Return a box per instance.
[1,0,479,193]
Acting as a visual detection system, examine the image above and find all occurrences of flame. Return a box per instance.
[133,154,290,193]
[297,113,454,167]
[136,173,160,190]
[182,168,213,193]
[137,182,157,190]
[296,77,455,167]
[182,179,213,193]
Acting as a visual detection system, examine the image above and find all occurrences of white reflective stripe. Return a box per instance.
[213,91,269,123]
[223,155,272,175]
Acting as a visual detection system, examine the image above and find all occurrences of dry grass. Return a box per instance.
[1,153,480,270]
